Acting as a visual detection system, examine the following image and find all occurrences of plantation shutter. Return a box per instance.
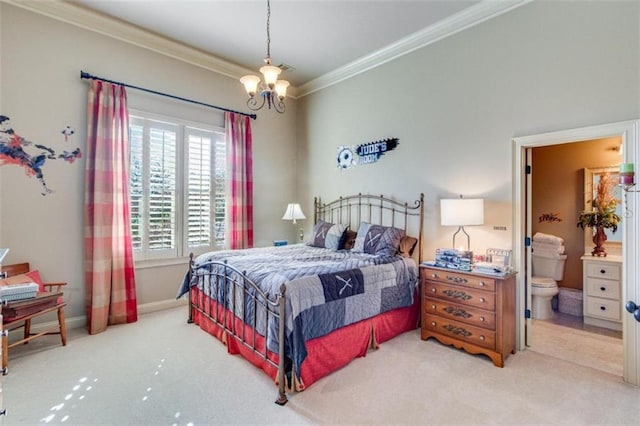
[187,128,213,248]
[147,122,177,255]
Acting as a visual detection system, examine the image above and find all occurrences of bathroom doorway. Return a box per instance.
[527,138,624,377]
[512,119,640,386]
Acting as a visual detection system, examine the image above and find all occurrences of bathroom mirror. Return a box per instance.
[583,166,622,251]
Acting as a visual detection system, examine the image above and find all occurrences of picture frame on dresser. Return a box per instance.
[486,248,512,269]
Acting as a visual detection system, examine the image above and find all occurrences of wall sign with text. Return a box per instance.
[337,137,399,170]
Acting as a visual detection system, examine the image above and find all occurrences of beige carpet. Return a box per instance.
[530,319,623,377]
[2,307,638,425]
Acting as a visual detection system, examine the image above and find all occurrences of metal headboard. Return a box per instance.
[314,193,425,263]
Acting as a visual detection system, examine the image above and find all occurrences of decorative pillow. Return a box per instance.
[352,222,405,256]
[308,219,348,250]
[0,270,45,292]
[398,236,418,258]
[339,229,358,250]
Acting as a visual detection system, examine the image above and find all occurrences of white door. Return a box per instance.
[525,147,533,346]
[513,119,640,385]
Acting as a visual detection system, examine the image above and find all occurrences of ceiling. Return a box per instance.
[10,0,528,95]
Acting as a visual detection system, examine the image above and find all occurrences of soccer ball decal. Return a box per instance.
[337,146,356,169]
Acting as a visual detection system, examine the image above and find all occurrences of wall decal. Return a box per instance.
[0,115,81,195]
[337,137,399,169]
[538,212,562,223]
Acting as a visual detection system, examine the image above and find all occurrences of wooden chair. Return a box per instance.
[0,262,67,373]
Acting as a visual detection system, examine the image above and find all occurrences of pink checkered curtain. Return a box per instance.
[225,112,254,249]
[84,80,137,335]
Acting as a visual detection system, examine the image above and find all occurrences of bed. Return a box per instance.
[178,193,424,405]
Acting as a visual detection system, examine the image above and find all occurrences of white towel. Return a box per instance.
[532,232,564,246]
[531,241,565,254]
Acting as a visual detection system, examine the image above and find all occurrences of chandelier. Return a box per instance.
[240,0,290,114]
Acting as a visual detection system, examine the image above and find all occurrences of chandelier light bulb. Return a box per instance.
[275,80,289,100]
[260,64,281,89]
[240,75,261,98]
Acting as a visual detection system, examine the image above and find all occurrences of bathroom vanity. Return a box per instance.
[581,255,622,331]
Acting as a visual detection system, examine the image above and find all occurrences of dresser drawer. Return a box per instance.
[585,262,620,280]
[424,314,496,350]
[423,281,496,311]
[585,297,621,322]
[585,278,620,300]
[422,269,496,292]
[423,297,496,330]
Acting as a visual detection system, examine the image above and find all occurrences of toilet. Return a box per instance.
[531,251,567,320]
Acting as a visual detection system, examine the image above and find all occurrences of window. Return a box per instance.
[129,112,226,262]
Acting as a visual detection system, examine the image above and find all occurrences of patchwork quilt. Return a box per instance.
[177,243,418,378]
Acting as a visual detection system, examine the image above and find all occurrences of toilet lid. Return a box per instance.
[531,277,557,288]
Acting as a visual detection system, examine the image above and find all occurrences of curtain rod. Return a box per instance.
[80,71,257,120]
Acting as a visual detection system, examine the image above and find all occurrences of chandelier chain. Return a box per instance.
[265,0,271,62]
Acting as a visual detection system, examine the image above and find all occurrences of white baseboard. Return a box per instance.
[13,297,189,336]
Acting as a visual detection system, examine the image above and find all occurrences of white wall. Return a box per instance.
[297,0,640,261]
[0,4,298,320]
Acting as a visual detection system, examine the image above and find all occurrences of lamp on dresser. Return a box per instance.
[440,196,484,251]
[282,203,306,242]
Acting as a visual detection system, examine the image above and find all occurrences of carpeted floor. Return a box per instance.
[2,307,638,425]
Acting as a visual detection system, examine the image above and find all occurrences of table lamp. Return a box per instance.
[282,203,306,242]
[440,197,484,251]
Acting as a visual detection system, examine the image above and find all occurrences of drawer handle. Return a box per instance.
[431,321,436,326]
[479,297,485,303]
[431,273,438,279]
[600,306,607,311]
[479,281,485,287]
[443,289,472,301]
[480,317,485,322]
[479,335,485,341]
[443,306,472,319]
[443,324,472,337]
[600,286,606,292]
[600,269,606,274]
[431,288,437,293]
[446,275,468,284]
[432,304,436,309]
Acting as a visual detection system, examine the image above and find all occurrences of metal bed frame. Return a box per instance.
[186,193,424,405]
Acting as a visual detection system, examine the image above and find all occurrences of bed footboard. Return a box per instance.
[187,253,288,405]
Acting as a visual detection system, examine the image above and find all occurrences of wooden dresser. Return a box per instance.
[420,265,517,367]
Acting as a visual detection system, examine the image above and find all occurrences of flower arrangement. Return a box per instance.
[577,172,621,256]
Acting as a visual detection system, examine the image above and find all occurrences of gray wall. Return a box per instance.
[0,4,298,321]
[296,0,640,261]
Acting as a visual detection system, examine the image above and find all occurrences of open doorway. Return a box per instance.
[528,138,623,376]
[512,119,640,386]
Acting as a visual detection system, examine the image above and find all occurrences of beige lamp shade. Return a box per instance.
[282,203,306,224]
[440,198,484,251]
[440,198,484,226]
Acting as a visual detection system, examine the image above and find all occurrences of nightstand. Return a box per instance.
[420,265,517,367]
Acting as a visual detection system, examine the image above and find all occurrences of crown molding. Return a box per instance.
[4,0,530,100]
[0,0,306,96]
[296,0,533,97]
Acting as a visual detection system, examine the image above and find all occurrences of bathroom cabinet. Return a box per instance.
[420,265,517,367]
[581,255,622,331]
